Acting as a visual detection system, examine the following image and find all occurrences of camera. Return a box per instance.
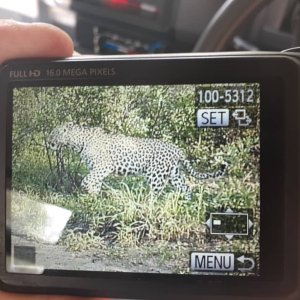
[0,52,299,299]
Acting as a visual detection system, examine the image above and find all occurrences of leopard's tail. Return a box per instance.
[181,158,228,180]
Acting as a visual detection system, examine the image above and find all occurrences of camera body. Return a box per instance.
[0,52,299,299]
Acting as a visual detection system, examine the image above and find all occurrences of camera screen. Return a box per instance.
[7,82,260,276]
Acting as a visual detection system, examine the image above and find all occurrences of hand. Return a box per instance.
[0,19,104,300]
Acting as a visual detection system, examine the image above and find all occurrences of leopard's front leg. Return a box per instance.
[81,167,113,194]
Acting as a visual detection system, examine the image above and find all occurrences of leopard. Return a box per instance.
[48,123,228,199]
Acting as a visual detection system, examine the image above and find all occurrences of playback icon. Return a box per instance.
[232,109,252,126]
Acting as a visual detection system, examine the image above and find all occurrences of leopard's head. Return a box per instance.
[47,122,83,151]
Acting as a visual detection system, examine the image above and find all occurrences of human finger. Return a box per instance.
[0,20,74,64]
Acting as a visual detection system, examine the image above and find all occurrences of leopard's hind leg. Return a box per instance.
[169,165,192,200]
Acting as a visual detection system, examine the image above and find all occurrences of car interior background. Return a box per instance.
[0,0,299,55]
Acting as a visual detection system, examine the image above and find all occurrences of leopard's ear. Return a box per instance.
[65,121,77,128]
[80,121,95,130]
[60,122,76,132]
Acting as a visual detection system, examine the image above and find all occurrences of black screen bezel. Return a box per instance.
[0,54,299,299]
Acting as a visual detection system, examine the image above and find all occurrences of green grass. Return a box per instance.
[11,177,258,251]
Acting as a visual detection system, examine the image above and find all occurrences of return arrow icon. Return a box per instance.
[237,255,255,272]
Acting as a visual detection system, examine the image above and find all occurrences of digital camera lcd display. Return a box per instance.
[7,82,260,276]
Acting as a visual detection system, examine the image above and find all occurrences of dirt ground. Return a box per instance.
[11,234,187,274]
